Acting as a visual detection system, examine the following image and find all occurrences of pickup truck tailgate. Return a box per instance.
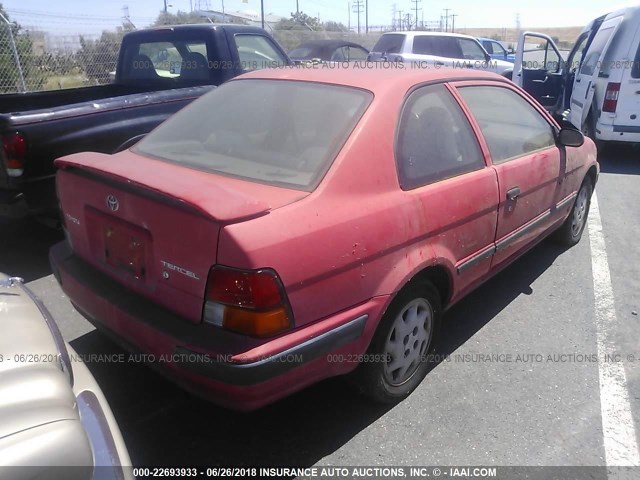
[55,151,306,323]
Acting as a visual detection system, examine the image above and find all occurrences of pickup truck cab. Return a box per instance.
[477,37,515,63]
[514,6,640,148]
[0,24,289,219]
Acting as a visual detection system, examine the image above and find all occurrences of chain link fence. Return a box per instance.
[0,19,123,94]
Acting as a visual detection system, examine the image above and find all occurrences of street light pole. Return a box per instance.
[261,0,265,28]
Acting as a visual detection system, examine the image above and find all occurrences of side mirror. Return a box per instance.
[557,128,584,147]
[485,53,491,63]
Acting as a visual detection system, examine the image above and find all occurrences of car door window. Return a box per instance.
[235,34,287,71]
[632,41,640,78]
[579,26,614,76]
[396,84,484,190]
[331,47,347,61]
[568,32,589,72]
[347,46,369,61]
[458,39,487,60]
[458,86,556,164]
[493,42,507,57]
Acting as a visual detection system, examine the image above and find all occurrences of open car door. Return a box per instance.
[514,32,565,115]
[567,15,623,130]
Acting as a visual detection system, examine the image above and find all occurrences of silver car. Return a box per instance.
[368,31,514,77]
[0,274,132,480]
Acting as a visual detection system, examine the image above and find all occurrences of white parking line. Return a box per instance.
[588,192,640,466]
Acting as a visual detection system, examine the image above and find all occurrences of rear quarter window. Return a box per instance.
[372,34,405,54]
[413,36,462,58]
[396,84,484,189]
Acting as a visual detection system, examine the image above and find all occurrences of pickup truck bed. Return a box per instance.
[0,23,290,219]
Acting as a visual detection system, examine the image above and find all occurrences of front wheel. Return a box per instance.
[353,281,442,404]
[552,178,593,246]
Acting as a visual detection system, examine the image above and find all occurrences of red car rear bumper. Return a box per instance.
[50,241,387,410]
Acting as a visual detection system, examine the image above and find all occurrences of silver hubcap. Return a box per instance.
[571,186,589,236]
[383,298,433,386]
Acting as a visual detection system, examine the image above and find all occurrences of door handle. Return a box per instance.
[506,187,521,201]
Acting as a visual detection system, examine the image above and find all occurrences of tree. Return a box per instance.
[324,21,348,32]
[0,3,44,92]
[153,10,211,26]
[77,28,127,85]
[276,11,321,31]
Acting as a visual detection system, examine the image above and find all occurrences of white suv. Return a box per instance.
[368,31,514,76]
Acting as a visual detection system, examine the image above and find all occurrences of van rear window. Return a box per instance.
[633,42,640,78]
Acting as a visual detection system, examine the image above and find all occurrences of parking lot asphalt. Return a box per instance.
[1,145,639,468]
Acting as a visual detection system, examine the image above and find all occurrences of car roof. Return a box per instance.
[382,31,477,40]
[237,65,508,95]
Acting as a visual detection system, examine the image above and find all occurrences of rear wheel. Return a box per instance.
[552,178,593,246]
[354,281,441,404]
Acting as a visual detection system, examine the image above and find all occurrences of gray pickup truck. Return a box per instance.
[0,24,290,219]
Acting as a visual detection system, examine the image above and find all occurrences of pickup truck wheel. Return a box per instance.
[552,178,593,246]
[354,281,441,404]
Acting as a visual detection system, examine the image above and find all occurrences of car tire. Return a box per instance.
[353,280,442,404]
[552,178,593,246]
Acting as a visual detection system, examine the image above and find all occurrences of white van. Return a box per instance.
[514,6,640,147]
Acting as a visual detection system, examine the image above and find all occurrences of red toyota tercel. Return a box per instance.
[50,67,598,410]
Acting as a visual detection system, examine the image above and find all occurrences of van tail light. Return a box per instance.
[203,266,292,337]
[2,132,27,177]
[602,82,621,113]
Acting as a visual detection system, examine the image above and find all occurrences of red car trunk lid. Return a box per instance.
[55,151,307,323]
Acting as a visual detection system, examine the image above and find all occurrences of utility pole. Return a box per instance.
[164,0,168,13]
[296,0,299,16]
[411,0,421,30]
[450,14,458,33]
[391,3,397,30]
[365,0,368,34]
[261,0,265,28]
[398,10,403,30]
[348,2,351,31]
[353,0,363,34]
[444,8,451,32]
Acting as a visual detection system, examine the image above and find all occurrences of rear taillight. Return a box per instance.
[602,82,621,113]
[203,266,292,337]
[2,132,27,177]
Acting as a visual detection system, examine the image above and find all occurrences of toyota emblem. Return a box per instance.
[106,195,119,212]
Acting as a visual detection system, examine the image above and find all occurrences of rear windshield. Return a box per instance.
[134,79,372,191]
[372,34,405,54]
[289,47,314,59]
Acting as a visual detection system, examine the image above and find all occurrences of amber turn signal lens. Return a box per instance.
[222,306,290,337]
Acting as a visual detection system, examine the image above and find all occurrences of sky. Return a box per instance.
[1,0,636,35]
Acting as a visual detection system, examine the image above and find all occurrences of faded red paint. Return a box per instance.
[52,67,598,409]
